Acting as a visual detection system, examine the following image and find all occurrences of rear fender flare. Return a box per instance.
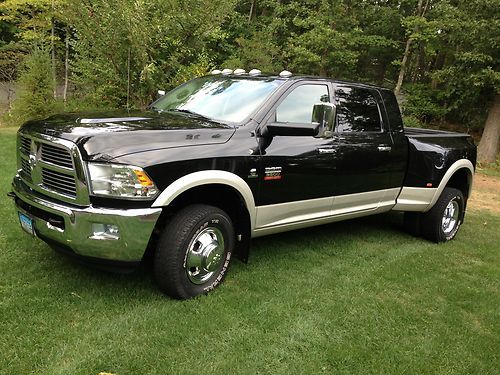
[426,159,474,211]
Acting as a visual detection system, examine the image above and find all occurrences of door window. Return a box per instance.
[335,86,382,132]
[276,85,329,123]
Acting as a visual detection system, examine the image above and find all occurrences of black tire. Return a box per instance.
[154,204,234,299]
[421,187,464,243]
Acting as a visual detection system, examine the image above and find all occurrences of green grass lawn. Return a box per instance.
[0,127,499,374]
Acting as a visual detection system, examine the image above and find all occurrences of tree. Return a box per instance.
[477,95,500,163]
[394,0,433,95]
[8,48,57,125]
[64,0,236,108]
[428,0,499,161]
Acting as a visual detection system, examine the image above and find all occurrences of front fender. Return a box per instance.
[151,170,256,230]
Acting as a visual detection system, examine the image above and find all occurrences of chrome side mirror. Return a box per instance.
[312,103,336,138]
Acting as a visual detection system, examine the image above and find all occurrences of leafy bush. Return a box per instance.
[402,115,425,128]
[401,84,448,123]
[6,48,58,126]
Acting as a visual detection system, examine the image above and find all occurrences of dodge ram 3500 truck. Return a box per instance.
[11,70,476,299]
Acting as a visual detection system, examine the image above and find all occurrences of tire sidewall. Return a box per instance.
[180,212,234,297]
[439,192,464,242]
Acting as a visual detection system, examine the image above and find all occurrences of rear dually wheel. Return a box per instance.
[421,187,465,243]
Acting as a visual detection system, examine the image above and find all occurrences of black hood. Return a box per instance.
[20,110,236,161]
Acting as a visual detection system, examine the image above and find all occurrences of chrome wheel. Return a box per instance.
[442,199,459,235]
[185,227,225,284]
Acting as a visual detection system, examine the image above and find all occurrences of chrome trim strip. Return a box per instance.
[152,170,256,230]
[331,188,400,216]
[253,204,394,238]
[255,197,333,229]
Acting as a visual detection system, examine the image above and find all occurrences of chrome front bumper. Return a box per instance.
[12,175,162,262]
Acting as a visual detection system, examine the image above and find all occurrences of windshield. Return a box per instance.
[151,76,284,123]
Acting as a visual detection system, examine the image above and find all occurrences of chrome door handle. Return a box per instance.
[377,146,392,152]
[318,148,336,154]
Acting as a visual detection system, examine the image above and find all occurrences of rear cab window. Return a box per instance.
[334,86,383,133]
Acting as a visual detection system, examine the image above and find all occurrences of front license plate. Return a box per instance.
[18,212,35,236]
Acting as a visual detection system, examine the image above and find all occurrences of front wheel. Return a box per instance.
[421,187,465,243]
[154,204,234,299]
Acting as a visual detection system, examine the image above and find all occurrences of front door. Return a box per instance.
[255,82,340,229]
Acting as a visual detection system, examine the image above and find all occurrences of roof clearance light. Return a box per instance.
[211,69,221,75]
[248,69,262,76]
[279,70,293,78]
[221,68,233,75]
[233,68,246,75]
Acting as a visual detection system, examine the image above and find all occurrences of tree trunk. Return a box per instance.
[51,0,57,99]
[248,0,255,23]
[126,47,131,109]
[477,94,500,163]
[63,27,69,103]
[394,0,425,95]
[431,51,446,89]
[377,62,388,85]
[394,38,412,96]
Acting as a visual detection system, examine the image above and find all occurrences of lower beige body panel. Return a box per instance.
[392,186,437,211]
[252,188,400,238]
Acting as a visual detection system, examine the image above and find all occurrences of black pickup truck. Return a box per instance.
[11,70,476,299]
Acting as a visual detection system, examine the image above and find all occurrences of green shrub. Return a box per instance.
[402,84,448,123]
[402,115,425,128]
[7,48,57,126]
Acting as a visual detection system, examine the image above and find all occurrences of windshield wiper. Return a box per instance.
[167,108,214,121]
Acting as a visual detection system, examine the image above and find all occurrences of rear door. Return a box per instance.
[331,84,402,212]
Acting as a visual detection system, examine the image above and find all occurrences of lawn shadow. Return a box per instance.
[29,211,410,298]
[247,211,408,263]
[40,244,161,298]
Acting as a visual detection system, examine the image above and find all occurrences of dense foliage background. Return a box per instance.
[0,0,498,161]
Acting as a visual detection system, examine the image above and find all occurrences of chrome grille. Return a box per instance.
[20,135,31,154]
[17,133,89,205]
[21,158,31,177]
[41,143,73,168]
[42,168,77,197]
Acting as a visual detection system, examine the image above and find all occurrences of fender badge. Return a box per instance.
[264,166,282,181]
[248,168,258,179]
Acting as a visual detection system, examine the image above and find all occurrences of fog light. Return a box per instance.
[91,223,120,240]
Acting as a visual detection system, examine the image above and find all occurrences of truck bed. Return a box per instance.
[403,127,476,189]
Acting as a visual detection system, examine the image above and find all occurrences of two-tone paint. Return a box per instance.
[14,74,476,264]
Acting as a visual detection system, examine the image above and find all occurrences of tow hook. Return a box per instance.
[6,191,15,200]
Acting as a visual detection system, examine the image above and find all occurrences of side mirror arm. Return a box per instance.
[265,122,320,137]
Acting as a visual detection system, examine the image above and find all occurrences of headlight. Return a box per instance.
[87,163,159,199]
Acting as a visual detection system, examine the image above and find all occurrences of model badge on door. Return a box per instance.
[264,167,282,181]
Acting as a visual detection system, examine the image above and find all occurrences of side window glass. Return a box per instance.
[276,85,329,123]
[335,86,382,132]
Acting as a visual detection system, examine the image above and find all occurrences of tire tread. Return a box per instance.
[154,204,232,299]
